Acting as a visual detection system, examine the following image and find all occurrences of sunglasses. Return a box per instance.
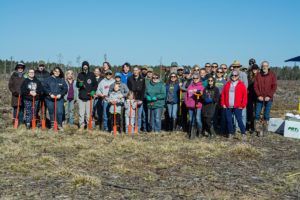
[232,75,239,77]
[212,66,218,68]
[233,66,240,68]
[153,77,159,79]
[177,69,183,71]
[105,73,112,75]
[194,69,200,71]
[208,80,214,82]
[170,76,176,78]
[205,66,211,68]
[222,67,227,70]
[193,77,199,79]
[217,71,223,73]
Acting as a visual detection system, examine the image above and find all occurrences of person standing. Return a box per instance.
[247,64,259,133]
[221,70,248,140]
[120,62,132,85]
[127,67,145,132]
[76,61,98,131]
[254,61,277,136]
[43,67,68,130]
[124,91,137,134]
[21,69,43,129]
[145,73,166,133]
[9,63,26,126]
[220,64,229,80]
[64,70,78,126]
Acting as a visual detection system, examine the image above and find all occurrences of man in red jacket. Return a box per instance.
[254,61,277,136]
[221,70,248,139]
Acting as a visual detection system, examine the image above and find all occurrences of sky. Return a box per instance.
[0,0,299,67]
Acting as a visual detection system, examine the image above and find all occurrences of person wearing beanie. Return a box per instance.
[120,62,132,85]
[145,73,166,133]
[221,70,247,140]
[184,73,205,139]
[76,61,98,131]
[96,70,115,132]
[8,62,26,127]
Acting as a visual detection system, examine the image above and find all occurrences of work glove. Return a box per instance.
[79,82,84,88]
[90,90,96,97]
[146,96,152,101]
[152,96,157,101]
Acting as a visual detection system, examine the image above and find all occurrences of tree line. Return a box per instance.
[0,59,299,80]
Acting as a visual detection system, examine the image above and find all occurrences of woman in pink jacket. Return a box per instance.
[184,73,204,139]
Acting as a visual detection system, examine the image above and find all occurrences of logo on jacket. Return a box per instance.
[87,79,92,84]
[28,82,37,91]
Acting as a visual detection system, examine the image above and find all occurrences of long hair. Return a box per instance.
[50,66,64,78]
[65,69,74,80]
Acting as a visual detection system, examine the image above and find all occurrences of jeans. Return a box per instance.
[137,103,143,130]
[233,108,246,130]
[65,100,75,125]
[102,100,110,131]
[24,100,39,124]
[46,98,64,126]
[150,108,163,132]
[255,100,272,121]
[93,98,103,128]
[225,108,246,135]
[125,116,135,134]
[142,100,149,131]
[188,109,202,129]
[167,103,178,119]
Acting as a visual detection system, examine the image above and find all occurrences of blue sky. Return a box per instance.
[0,0,299,67]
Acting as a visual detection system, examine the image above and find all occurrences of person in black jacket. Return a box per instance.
[127,67,146,131]
[201,76,220,138]
[43,67,68,130]
[21,69,43,129]
[76,61,98,131]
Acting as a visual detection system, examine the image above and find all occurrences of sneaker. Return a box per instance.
[242,134,247,142]
[58,126,64,132]
[228,134,233,140]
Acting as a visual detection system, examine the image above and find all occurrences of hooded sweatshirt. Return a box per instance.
[184,81,204,109]
[97,78,115,101]
[76,61,98,101]
[21,77,43,101]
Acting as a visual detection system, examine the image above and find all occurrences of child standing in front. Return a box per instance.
[107,84,124,134]
[124,91,137,134]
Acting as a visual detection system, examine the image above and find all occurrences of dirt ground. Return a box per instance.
[0,78,299,199]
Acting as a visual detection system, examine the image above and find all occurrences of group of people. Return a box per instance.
[9,58,277,139]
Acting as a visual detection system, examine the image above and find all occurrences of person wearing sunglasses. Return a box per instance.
[211,63,218,78]
[221,70,247,140]
[184,73,204,139]
[96,69,115,132]
[145,73,166,133]
[220,64,229,80]
[204,63,212,75]
[254,61,277,136]
[9,62,26,127]
[201,76,220,138]
[165,72,180,132]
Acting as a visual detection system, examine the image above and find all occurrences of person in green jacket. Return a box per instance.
[145,73,166,133]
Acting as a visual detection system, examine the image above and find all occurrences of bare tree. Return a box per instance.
[76,55,81,67]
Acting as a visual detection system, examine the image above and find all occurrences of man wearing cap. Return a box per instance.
[120,62,132,85]
[76,61,98,131]
[128,67,146,131]
[220,64,229,80]
[97,70,115,132]
[254,61,277,136]
[177,66,184,84]
[9,62,26,126]
[221,70,248,139]
[141,65,148,78]
[179,68,192,131]
[204,63,212,75]
[211,63,218,78]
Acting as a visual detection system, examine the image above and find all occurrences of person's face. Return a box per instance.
[141,69,147,74]
[133,68,140,76]
[67,72,73,79]
[194,68,200,73]
[221,65,227,73]
[147,72,153,78]
[105,72,112,79]
[28,70,35,78]
[94,69,100,77]
[200,70,206,78]
[114,84,120,92]
[231,74,239,81]
[177,69,183,75]
[170,74,177,81]
[38,65,45,72]
[233,65,240,71]
[208,78,214,86]
[83,65,88,71]
[123,65,129,73]
[193,76,200,83]
[252,69,258,74]
[212,64,218,72]
[103,63,109,71]
[17,67,24,73]
[262,62,269,73]
[216,70,223,78]
[53,69,60,77]
[152,75,159,83]
[115,76,121,82]
[205,64,211,73]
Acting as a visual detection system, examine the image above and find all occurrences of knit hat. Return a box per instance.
[82,61,89,67]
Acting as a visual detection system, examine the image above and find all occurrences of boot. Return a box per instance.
[209,127,216,139]
[254,120,263,137]
[78,125,85,132]
[189,124,196,140]
[172,119,176,132]
[26,123,31,130]
[197,127,203,138]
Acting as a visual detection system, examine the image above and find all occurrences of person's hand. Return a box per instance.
[137,100,143,105]
[238,107,243,109]
[30,91,36,96]
[223,105,227,108]
[90,91,95,97]
[179,82,182,87]
[265,97,270,101]
[50,94,55,99]
[146,96,152,101]
[56,94,61,99]
[258,96,264,101]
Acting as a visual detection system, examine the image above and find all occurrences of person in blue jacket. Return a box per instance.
[43,67,68,131]
[165,72,180,131]
[120,62,132,85]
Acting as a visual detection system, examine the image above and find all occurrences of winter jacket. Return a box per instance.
[64,80,78,101]
[76,65,98,101]
[124,99,137,117]
[184,81,204,109]
[247,76,257,103]
[127,75,145,101]
[8,72,26,107]
[145,81,166,109]
[120,72,132,85]
[109,82,129,98]
[43,76,68,100]
[201,86,220,118]
[221,80,247,108]
[166,81,180,104]
[227,71,248,88]
[97,78,115,102]
[21,78,43,101]
[107,90,124,114]
[254,70,277,99]
[34,69,50,83]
